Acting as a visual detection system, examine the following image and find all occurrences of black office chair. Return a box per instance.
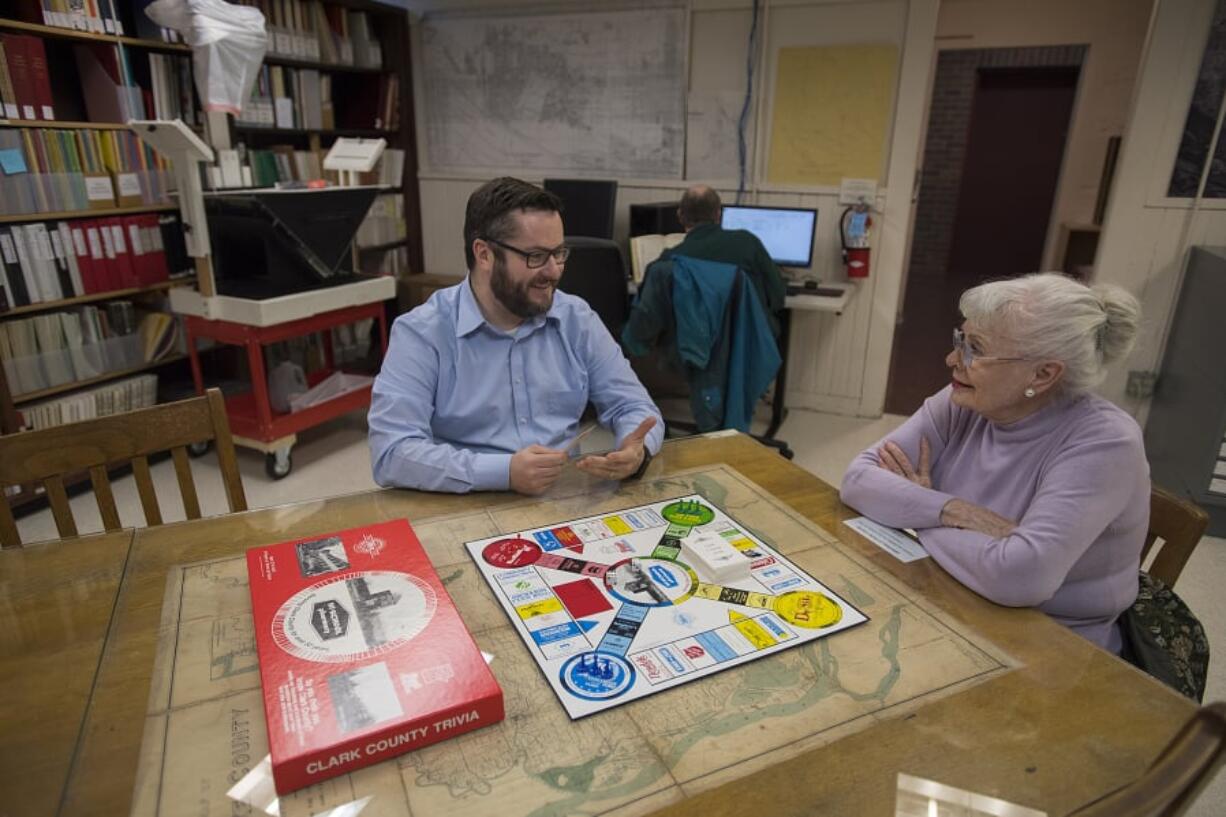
[558,237,631,338]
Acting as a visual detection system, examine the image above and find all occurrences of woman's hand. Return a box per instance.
[876,438,932,489]
[940,498,1018,538]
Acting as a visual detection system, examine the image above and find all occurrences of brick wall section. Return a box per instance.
[908,45,1087,285]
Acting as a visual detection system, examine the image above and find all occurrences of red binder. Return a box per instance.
[0,34,36,120]
[23,35,54,121]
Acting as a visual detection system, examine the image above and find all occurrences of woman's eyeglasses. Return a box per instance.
[952,328,1029,368]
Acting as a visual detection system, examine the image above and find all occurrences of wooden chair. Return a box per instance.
[0,388,247,548]
[1064,702,1226,817]
[1143,484,1210,589]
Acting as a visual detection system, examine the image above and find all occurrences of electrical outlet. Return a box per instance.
[1126,371,1158,399]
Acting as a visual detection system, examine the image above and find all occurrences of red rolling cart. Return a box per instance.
[184,301,389,478]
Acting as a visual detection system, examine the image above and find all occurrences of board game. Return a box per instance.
[247,519,503,793]
[465,494,868,718]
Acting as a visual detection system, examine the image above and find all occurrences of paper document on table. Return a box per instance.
[844,517,928,562]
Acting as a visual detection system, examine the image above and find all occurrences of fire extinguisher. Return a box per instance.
[840,204,872,278]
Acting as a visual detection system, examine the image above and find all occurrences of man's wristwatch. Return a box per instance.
[626,448,653,481]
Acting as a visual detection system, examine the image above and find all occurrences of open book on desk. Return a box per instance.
[629,232,685,283]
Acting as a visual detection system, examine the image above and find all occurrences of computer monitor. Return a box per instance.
[543,178,618,240]
[204,187,379,299]
[720,205,817,268]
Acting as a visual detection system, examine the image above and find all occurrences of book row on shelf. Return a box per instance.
[0,213,190,309]
[236,66,398,132]
[0,33,200,126]
[12,0,387,72]
[0,127,172,215]
[11,0,130,36]
[18,372,158,432]
[234,0,385,69]
[363,245,410,277]
[356,195,406,248]
[0,298,182,398]
[215,144,401,190]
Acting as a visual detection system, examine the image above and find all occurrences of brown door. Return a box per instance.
[885,65,1079,415]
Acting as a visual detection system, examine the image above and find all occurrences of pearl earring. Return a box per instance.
[1024,387,1036,398]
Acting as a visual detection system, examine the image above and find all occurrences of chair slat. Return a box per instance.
[89,465,122,531]
[0,497,21,548]
[172,447,202,520]
[208,389,248,513]
[43,476,78,539]
[131,456,163,526]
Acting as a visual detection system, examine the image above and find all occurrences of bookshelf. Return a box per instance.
[1,0,421,511]
[0,3,209,510]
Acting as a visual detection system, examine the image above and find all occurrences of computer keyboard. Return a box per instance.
[786,284,844,298]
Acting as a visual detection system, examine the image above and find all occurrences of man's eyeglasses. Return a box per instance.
[952,328,1029,368]
[482,237,571,269]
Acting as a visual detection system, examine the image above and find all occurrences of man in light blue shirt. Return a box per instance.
[369,177,664,494]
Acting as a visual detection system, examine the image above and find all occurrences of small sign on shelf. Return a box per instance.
[324,138,387,187]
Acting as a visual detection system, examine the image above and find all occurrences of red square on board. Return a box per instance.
[553,578,613,619]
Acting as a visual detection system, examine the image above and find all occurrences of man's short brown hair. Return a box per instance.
[463,177,563,269]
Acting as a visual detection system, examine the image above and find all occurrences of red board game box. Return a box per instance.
[247,519,504,794]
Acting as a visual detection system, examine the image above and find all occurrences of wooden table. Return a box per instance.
[0,530,134,816]
[0,434,1195,816]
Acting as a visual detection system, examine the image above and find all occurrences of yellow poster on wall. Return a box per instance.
[767,44,899,186]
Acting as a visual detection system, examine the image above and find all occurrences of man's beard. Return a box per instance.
[490,253,554,319]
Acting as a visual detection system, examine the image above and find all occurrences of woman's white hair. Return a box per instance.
[959,272,1141,397]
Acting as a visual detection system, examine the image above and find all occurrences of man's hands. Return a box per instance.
[876,438,932,489]
[576,417,657,481]
[509,445,568,495]
[510,417,657,495]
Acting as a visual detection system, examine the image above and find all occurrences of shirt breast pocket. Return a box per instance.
[546,387,589,424]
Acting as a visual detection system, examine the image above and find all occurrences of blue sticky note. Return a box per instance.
[0,149,28,175]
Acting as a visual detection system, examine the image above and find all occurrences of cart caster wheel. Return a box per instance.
[187,440,211,458]
[265,450,292,480]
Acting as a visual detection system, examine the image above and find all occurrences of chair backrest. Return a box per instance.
[0,388,247,547]
[543,178,618,239]
[1144,484,1209,589]
[1063,702,1226,817]
[558,236,630,337]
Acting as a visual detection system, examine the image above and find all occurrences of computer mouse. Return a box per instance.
[803,279,818,290]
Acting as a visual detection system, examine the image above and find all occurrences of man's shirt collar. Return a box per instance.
[457,275,560,338]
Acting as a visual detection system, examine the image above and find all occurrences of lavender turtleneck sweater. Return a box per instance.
[840,386,1149,653]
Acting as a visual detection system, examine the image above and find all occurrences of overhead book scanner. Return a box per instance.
[204,187,379,299]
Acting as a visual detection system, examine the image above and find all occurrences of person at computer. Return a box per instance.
[840,273,1147,655]
[658,184,787,337]
[368,177,664,495]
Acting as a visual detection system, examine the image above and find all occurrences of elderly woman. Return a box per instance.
[841,273,1145,653]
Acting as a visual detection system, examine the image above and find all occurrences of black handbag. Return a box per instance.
[1120,571,1210,702]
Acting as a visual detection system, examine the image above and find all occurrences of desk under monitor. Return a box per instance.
[773,281,856,436]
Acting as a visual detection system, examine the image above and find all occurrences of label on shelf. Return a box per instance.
[118,173,141,198]
[85,175,115,202]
